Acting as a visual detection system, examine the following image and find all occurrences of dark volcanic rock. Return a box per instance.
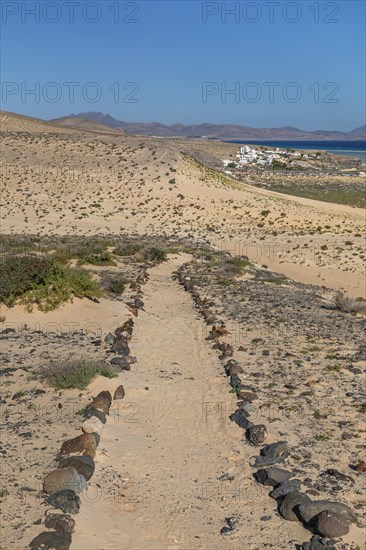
[299,500,357,525]
[44,514,75,534]
[224,359,241,374]
[115,319,134,338]
[213,342,233,357]
[237,390,257,402]
[47,490,80,514]
[246,424,267,446]
[301,535,336,549]
[104,332,114,345]
[111,336,130,355]
[110,356,131,370]
[220,516,238,535]
[29,531,72,549]
[252,441,288,467]
[230,374,243,389]
[321,468,354,484]
[229,407,253,430]
[269,478,302,499]
[134,298,144,309]
[254,467,293,486]
[83,408,107,424]
[58,455,95,481]
[227,364,244,376]
[279,492,312,522]
[113,385,125,400]
[315,510,350,538]
[85,396,110,415]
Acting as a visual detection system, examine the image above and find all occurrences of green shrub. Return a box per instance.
[325,364,342,372]
[143,247,167,263]
[225,256,251,275]
[0,255,102,311]
[217,278,234,286]
[45,359,118,389]
[263,276,287,285]
[114,243,142,256]
[54,240,114,265]
[0,255,52,306]
[100,274,127,295]
[77,251,115,266]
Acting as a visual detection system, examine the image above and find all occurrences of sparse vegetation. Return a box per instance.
[114,243,142,256]
[0,254,102,311]
[143,247,167,263]
[44,359,118,389]
[334,291,366,314]
[100,273,128,295]
[225,256,251,275]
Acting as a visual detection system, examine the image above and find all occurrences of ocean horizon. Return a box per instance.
[225,140,366,163]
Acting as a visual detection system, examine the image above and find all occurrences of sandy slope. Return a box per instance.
[1,110,365,298]
[70,255,314,550]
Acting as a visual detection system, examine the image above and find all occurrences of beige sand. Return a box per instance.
[1,111,365,298]
[70,256,308,549]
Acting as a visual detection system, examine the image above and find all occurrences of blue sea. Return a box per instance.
[225,140,366,163]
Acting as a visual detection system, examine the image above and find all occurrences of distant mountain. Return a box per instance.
[348,124,366,136]
[48,115,123,133]
[49,113,366,141]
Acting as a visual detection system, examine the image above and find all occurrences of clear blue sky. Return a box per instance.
[1,0,365,131]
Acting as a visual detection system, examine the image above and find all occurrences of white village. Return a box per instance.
[222,144,311,170]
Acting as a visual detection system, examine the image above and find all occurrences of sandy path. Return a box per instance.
[71,255,249,550]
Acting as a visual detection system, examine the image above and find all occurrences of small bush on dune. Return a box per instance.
[334,291,366,314]
[143,247,167,263]
[56,240,114,266]
[114,243,142,257]
[76,250,115,266]
[113,242,167,264]
[0,255,52,306]
[100,273,128,295]
[225,256,251,275]
[44,359,118,389]
[0,255,102,311]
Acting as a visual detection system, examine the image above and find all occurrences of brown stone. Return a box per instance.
[85,397,110,415]
[43,468,86,495]
[246,424,268,446]
[60,433,98,458]
[94,390,112,406]
[354,460,366,472]
[227,364,244,376]
[316,510,350,537]
[237,390,257,401]
[114,385,125,400]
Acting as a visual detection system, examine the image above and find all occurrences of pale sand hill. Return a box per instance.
[1,110,365,300]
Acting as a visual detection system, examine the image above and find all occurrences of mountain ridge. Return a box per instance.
[50,112,366,141]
